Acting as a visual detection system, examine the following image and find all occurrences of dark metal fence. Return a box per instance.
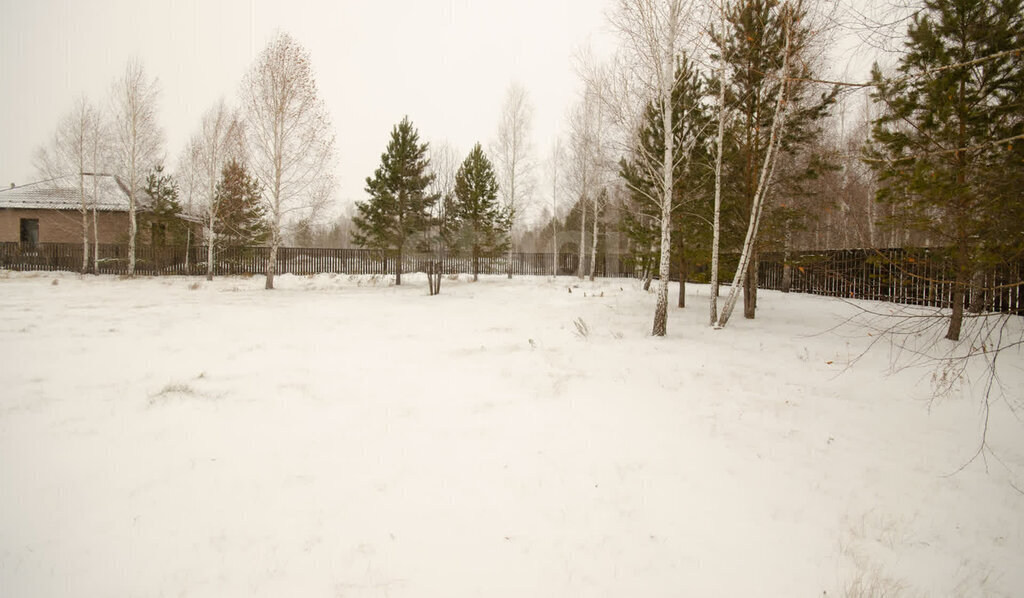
[0,242,628,278]
[2,242,1020,314]
[757,248,1023,314]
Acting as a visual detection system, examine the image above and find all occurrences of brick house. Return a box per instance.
[0,173,199,245]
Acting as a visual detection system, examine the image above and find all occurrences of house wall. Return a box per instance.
[0,209,131,244]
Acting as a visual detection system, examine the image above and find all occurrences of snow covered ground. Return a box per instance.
[1,270,1022,597]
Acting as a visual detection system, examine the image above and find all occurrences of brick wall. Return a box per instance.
[0,209,132,244]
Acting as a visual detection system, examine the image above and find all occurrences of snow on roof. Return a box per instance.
[0,174,149,212]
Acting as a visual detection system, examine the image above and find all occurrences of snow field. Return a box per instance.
[1,271,1022,597]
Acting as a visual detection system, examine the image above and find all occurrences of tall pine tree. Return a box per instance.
[447,143,508,281]
[214,159,268,248]
[713,0,836,319]
[868,0,1024,340]
[353,116,438,285]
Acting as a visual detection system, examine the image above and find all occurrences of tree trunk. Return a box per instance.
[652,38,675,337]
[128,190,137,277]
[677,247,686,309]
[396,247,403,286]
[80,174,89,274]
[81,209,90,273]
[507,242,513,279]
[968,269,985,313]
[781,230,792,293]
[781,261,792,293]
[743,250,758,319]
[589,196,598,281]
[206,226,215,281]
[552,179,559,277]
[91,207,99,273]
[265,241,277,289]
[946,238,969,341]
[473,245,479,282]
[652,212,671,335]
[715,14,791,329]
[577,197,586,279]
[709,0,726,327]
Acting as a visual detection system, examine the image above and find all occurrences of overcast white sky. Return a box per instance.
[0,0,615,212]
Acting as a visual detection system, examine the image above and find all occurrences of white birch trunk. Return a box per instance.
[589,194,599,281]
[552,162,558,277]
[716,12,792,329]
[651,31,675,337]
[578,195,587,278]
[709,0,726,326]
[80,173,89,273]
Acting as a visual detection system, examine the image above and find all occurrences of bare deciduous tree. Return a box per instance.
[180,99,244,281]
[110,59,164,277]
[493,82,536,279]
[240,31,336,290]
[428,139,460,245]
[34,97,104,273]
[566,86,602,279]
[715,16,791,328]
[609,0,693,336]
[547,138,565,276]
[709,0,727,326]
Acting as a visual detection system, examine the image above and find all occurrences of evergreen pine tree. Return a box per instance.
[619,53,713,302]
[867,0,1024,340]
[447,143,509,281]
[142,164,183,247]
[353,116,438,285]
[214,159,269,248]
[712,0,836,318]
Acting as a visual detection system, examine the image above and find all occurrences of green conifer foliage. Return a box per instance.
[619,53,713,292]
[447,143,509,281]
[868,0,1024,340]
[353,116,438,285]
[142,164,184,247]
[214,159,269,248]
[712,0,836,317]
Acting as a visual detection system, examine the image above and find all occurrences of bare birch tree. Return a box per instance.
[609,0,692,336]
[34,97,103,273]
[110,59,164,276]
[180,99,244,280]
[708,0,727,326]
[566,88,602,279]
[240,31,336,290]
[493,83,536,279]
[714,7,792,328]
[87,110,108,271]
[548,138,565,276]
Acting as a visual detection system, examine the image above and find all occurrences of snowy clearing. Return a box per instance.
[1,271,1022,597]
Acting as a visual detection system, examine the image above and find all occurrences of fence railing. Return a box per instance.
[755,248,1023,314]
[0,242,628,279]
[2,242,1020,314]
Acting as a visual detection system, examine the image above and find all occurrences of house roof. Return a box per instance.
[0,174,150,212]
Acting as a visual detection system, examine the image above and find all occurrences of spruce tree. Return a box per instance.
[867,0,1024,340]
[142,164,183,247]
[214,159,268,248]
[447,143,508,281]
[353,116,438,285]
